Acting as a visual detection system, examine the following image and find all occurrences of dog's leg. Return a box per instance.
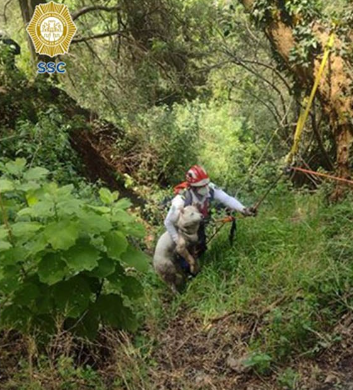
[176,236,197,274]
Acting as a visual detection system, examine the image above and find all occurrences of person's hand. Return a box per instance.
[242,206,257,217]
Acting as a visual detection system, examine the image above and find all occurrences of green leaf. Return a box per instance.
[0,226,8,240]
[11,222,43,238]
[104,231,128,260]
[23,167,49,181]
[105,264,126,293]
[121,245,150,272]
[29,200,55,218]
[121,276,144,300]
[0,304,31,332]
[35,284,54,315]
[0,179,14,192]
[1,246,27,264]
[78,212,112,234]
[97,294,138,331]
[86,205,111,214]
[0,265,21,294]
[13,283,40,306]
[44,221,79,250]
[57,199,82,216]
[69,304,99,339]
[62,240,100,272]
[5,158,26,176]
[17,181,41,192]
[24,234,47,257]
[0,241,12,251]
[99,188,116,204]
[38,253,68,285]
[111,209,135,224]
[53,276,91,318]
[90,256,115,278]
[114,198,132,210]
[119,222,146,238]
[56,184,74,198]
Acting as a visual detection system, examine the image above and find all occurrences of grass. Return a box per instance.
[2,188,353,388]
[141,187,353,368]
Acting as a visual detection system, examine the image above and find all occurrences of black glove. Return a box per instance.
[242,206,257,217]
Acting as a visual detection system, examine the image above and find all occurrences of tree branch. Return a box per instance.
[72,30,128,44]
[72,5,120,21]
[1,0,14,24]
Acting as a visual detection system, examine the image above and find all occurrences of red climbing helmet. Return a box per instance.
[186,165,210,187]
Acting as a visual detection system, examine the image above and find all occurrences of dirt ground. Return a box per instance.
[149,309,353,390]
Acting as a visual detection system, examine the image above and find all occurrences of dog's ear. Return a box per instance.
[179,207,185,214]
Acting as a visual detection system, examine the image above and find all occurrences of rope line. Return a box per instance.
[285,32,335,165]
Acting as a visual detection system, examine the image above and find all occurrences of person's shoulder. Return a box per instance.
[171,194,185,208]
[209,182,221,191]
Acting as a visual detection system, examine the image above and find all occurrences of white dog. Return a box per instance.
[153,206,202,293]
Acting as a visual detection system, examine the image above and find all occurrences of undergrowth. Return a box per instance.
[2,188,353,388]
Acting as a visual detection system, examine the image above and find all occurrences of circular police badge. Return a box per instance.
[26,2,77,57]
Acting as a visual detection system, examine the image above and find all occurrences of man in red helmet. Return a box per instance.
[164,165,256,269]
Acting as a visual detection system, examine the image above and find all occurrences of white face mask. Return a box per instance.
[195,186,209,197]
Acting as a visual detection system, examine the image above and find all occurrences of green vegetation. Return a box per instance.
[2,0,353,388]
[0,159,148,337]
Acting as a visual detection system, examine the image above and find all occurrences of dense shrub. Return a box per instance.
[0,159,150,338]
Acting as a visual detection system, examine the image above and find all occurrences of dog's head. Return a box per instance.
[178,205,202,229]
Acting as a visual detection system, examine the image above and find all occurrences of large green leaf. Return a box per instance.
[97,293,137,331]
[0,226,8,240]
[23,167,49,181]
[1,246,27,264]
[114,198,132,210]
[13,282,40,306]
[24,200,55,218]
[57,199,82,216]
[120,245,150,272]
[62,240,100,272]
[0,304,32,332]
[99,188,117,204]
[56,184,74,198]
[111,209,135,224]
[11,222,43,238]
[119,222,146,238]
[35,284,54,315]
[0,179,14,192]
[24,233,47,257]
[67,304,99,339]
[89,256,116,278]
[38,253,69,285]
[17,181,41,193]
[0,241,12,251]
[53,276,91,318]
[86,205,111,214]
[121,276,144,300]
[43,221,79,250]
[0,265,21,294]
[104,231,128,259]
[5,158,26,176]
[78,211,112,234]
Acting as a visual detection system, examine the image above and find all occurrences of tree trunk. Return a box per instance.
[240,0,353,198]
[18,0,51,65]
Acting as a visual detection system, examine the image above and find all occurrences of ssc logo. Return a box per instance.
[37,61,66,74]
[26,1,77,57]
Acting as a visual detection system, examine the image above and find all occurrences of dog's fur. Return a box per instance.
[153,206,202,293]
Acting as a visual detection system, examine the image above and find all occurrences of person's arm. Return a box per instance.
[164,195,185,243]
[213,186,246,213]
